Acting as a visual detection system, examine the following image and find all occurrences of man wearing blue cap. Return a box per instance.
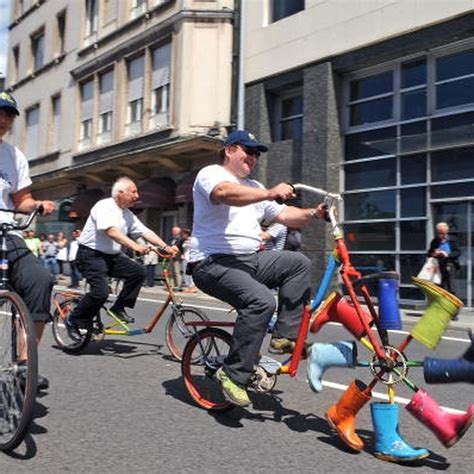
[188,129,326,407]
[0,90,56,391]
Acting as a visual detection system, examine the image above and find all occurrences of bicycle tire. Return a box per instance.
[51,297,92,353]
[165,306,209,361]
[0,291,38,452]
[181,328,233,412]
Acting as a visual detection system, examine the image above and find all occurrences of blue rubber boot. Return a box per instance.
[370,402,430,462]
[307,340,357,392]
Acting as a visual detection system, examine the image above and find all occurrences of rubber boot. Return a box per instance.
[310,292,373,339]
[370,402,429,462]
[378,277,402,330]
[325,379,371,451]
[424,330,474,384]
[410,277,464,350]
[307,340,357,392]
[405,388,474,447]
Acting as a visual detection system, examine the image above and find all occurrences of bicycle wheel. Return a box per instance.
[0,291,38,452]
[165,306,209,361]
[181,328,233,412]
[51,297,92,353]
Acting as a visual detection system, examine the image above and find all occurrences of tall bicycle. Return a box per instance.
[51,249,208,360]
[0,207,41,452]
[180,184,473,462]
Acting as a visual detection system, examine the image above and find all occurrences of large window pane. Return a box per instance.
[344,223,395,251]
[281,118,303,140]
[350,97,392,126]
[401,221,426,250]
[350,254,395,276]
[431,183,474,199]
[272,0,304,22]
[350,71,393,101]
[345,191,395,220]
[436,49,474,81]
[400,154,426,184]
[345,159,395,190]
[401,58,426,88]
[401,188,425,217]
[432,147,474,182]
[400,121,427,154]
[436,77,474,109]
[400,254,426,286]
[345,127,396,160]
[401,89,426,120]
[431,112,474,149]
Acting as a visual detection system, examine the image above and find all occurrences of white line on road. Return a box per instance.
[321,380,466,414]
[137,295,472,343]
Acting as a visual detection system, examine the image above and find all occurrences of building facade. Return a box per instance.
[6,0,235,239]
[244,0,474,307]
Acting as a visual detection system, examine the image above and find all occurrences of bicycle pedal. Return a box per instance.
[258,355,282,374]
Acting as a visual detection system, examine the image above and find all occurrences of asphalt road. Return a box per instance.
[1,292,473,473]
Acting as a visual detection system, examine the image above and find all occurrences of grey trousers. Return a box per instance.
[191,251,311,384]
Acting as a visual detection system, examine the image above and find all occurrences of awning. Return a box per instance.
[175,172,197,204]
[134,178,175,209]
[69,188,105,220]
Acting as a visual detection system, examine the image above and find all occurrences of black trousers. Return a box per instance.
[70,245,145,321]
[191,250,311,384]
[6,235,54,322]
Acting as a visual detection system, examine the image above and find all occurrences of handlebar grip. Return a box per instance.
[36,204,44,216]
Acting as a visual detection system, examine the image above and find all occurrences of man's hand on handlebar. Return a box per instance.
[268,183,296,203]
[36,200,56,216]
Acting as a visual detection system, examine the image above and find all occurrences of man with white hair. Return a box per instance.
[66,177,176,337]
[427,221,461,296]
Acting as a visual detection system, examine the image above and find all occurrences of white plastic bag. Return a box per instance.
[417,257,442,284]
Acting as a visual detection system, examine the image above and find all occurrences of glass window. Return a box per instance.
[345,127,396,161]
[436,49,474,82]
[401,187,425,217]
[400,254,426,286]
[85,0,98,37]
[431,111,474,150]
[350,71,393,101]
[400,154,426,184]
[399,286,424,300]
[401,58,426,88]
[345,190,396,220]
[350,254,395,276]
[401,89,426,120]
[51,95,61,151]
[345,159,396,190]
[279,95,303,140]
[436,77,474,110]
[344,223,396,251]
[400,121,427,154]
[431,182,474,199]
[271,0,304,23]
[432,147,474,182]
[400,221,426,250]
[350,97,392,126]
[26,106,40,159]
[31,31,44,71]
[56,11,66,55]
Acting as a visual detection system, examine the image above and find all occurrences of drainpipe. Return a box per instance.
[230,0,245,131]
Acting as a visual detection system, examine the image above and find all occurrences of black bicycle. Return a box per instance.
[0,207,41,451]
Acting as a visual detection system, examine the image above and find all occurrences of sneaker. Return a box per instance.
[17,363,49,392]
[269,337,296,354]
[110,307,135,324]
[215,367,250,407]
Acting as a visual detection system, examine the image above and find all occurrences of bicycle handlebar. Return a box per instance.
[0,205,44,231]
[292,184,342,202]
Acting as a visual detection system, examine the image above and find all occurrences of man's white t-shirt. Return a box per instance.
[78,197,150,254]
[189,164,285,261]
[0,141,32,225]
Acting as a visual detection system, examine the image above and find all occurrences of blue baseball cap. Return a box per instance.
[0,91,20,116]
[224,130,268,152]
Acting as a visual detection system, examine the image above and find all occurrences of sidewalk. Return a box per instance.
[56,275,474,331]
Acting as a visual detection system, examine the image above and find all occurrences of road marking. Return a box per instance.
[137,295,472,342]
[321,380,466,414]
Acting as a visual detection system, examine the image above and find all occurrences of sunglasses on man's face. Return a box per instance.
[240,145,261,158]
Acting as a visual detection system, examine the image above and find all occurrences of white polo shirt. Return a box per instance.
[0,141,32,226]
[189,164,285,261]
[78,197,150,254]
